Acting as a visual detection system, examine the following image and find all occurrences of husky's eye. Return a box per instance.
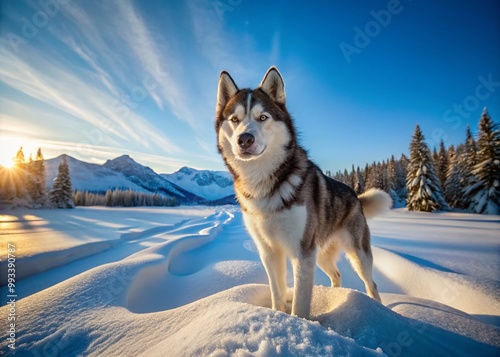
[229,116,239,123]
[259,114,268,121]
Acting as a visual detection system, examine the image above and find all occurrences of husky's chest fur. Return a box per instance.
[243,204,307,257]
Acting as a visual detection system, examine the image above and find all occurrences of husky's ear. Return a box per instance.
[259,66,285,105]
[217,71,239,114]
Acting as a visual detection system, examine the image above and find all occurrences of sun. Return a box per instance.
[0,156,15,169]
[0,159,14,170]
[0,145,15,168]
[0,135,29,169]
[0,134,47,170]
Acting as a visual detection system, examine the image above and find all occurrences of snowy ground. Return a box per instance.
[0,206,499,356]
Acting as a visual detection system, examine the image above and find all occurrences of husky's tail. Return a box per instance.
[358,189,393,218]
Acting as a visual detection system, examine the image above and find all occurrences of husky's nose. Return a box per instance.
[237,133,255,150]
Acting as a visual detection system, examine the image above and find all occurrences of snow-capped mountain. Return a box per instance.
[161,167,234,202]
[45,155,234,204]
[45,155,146,193]
[102,155,191,199]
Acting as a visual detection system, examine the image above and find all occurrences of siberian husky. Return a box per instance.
[215,66,392,319]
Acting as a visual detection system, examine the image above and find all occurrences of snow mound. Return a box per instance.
[373,246,500,318]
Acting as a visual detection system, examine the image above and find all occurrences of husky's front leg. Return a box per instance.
[291,250,317,319]
[260,247,287,312]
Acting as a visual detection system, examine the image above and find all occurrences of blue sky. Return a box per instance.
[1,0,499,174]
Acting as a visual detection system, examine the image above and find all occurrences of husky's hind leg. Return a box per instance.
[317,242,342,288]
[345,225,382,302]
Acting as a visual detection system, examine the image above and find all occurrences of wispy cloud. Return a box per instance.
[0,1,190,160]
[0,0,256,171]
[0,45,181,152]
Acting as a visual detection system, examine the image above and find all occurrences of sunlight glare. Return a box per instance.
[0,135,36,168]
[0,156,14,169]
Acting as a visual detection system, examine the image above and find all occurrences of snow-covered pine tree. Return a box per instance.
[457,125,478,208]
[436,140,448,189]
[50,156,74,208]
[466,108,500,214]
[444,145,463,208]
[431,147,439,170]
[406,125,449,212]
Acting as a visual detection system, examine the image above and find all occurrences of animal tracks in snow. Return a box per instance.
[126,208,266,313]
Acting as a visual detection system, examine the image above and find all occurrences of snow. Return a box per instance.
[1,207,499,356]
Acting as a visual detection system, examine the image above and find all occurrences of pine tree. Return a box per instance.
[436,140,448,188]
[105,189,113,207]
[14,146,25,166]
[353,166,365,194]
[365,162,377,190]
[74,191,85,206]
[13,146,27,199]
[406,125,449,212]
[458,125,478,208]
[444,145,463,208]
[27,148,47,207]
[50,156,74,208]
[342,168,350,187]
[395,154,408,202]
[431,147,439,170]
[387,156,400,202]
[466,108,500,214]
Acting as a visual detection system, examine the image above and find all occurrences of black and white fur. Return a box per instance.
[216,66,392,319]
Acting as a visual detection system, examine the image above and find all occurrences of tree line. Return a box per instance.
[328,108,499,214]
[74,189,179,207]
[0,152,178,208]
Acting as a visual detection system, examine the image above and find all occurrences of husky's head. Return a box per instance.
[216,67,296,177]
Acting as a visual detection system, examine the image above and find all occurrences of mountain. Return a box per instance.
[161,167,234,202]
[44,155,233,204]
[102,155,196,201]
[45,155,146,193]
